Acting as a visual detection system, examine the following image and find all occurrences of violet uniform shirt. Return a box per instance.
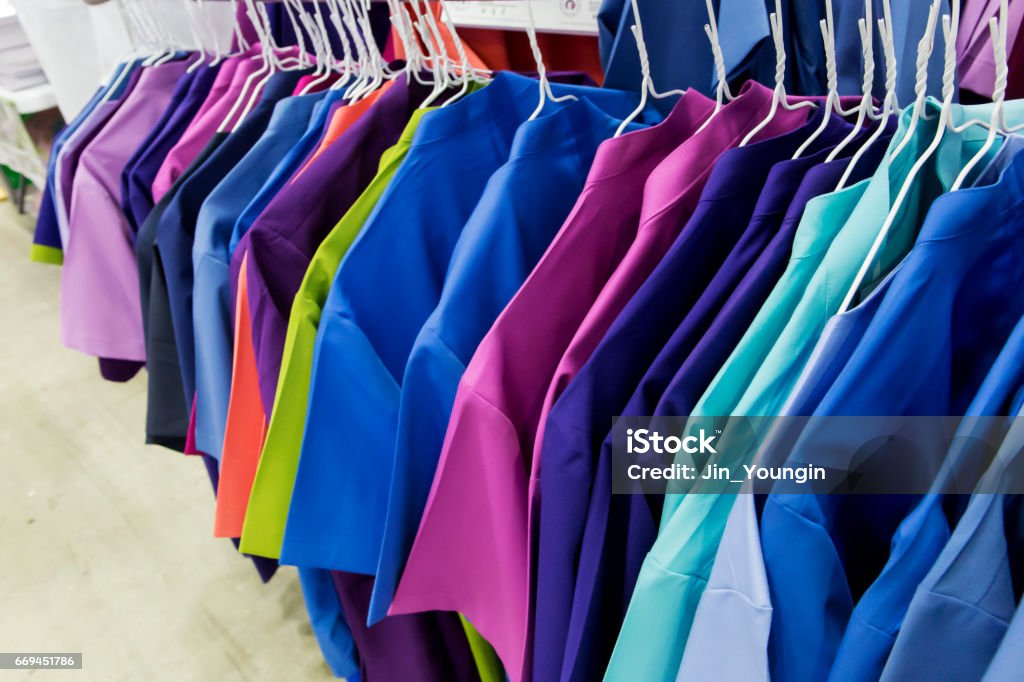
[236,76,431,434]
[119,67,197,234]
[54,62,144,249]
[32,67,126,262]
[530,110,850,682]
[957,0,1024,98]
[281,73,649,574]
[528,82,811,523]
[546,118,875,682]
[666,132,895,682]
[356,88,717,672]
[373,97,645,625]
[121,62,220,235]
[61,60,190,364]
[658,127,893,423]
[391,82,806,682]
[332,571,481,682]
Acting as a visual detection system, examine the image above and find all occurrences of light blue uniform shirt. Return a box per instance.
[227,88,336,258]
[192,93,325,459]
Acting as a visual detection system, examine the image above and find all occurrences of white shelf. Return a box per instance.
[0,81,56,114]
[444,0,600,36]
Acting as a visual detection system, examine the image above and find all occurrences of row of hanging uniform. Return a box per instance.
[28,0,1024,680]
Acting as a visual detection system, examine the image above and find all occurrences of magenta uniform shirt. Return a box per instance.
[390,82,812,681]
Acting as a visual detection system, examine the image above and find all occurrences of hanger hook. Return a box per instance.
[614,0,686,136]
[526,0,577,120]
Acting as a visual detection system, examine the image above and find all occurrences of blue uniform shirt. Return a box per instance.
[762,137,1024,682]
[372,96,644,626]
[279,73,648,579]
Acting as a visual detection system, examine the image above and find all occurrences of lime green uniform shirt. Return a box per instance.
[239,103,504,682]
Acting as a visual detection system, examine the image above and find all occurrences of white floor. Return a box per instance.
[0,201,336,681]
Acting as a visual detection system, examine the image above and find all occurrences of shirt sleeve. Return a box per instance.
[371,325,467,624]
[391,384,531,682]
[214,253,268,538]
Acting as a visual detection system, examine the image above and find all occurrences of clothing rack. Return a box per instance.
[24,0,1024,680]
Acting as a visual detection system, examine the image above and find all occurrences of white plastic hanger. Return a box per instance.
[386,0,429,86]
[233,1,286,126]
[219,0,274,130]
[390,0,427,83]
[824,0,886,162]
[113,0,145,61]
[350,0,389,100]
[298,0,337,94]
[129,0,159,64]
[342,0,378,100]
[437,0,491,107]
[837,3,961,315]
[739,0,817,147]
[153,0,187,65]
[890,0,942,160]
[411,0,451,108]
[340,0,373,99]
[228,0,252,53]
[219,0,279,132]
[183,0,211,73]
[133,0,176,66]
[694,0,736,135]
[281,0,312,69]
[336,0,368,98]
[437,0,473,106]
[834,7,899,189]
[203,0,227,65]
[950,0,1013,190]
[93,0,146,100]
[325,0,359,91]
[827,0,895,168]
[525,0,578,121]
[614,0,685,136]
[791,0,861,159]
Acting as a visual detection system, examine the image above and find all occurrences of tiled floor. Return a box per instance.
[0,201,335,681]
